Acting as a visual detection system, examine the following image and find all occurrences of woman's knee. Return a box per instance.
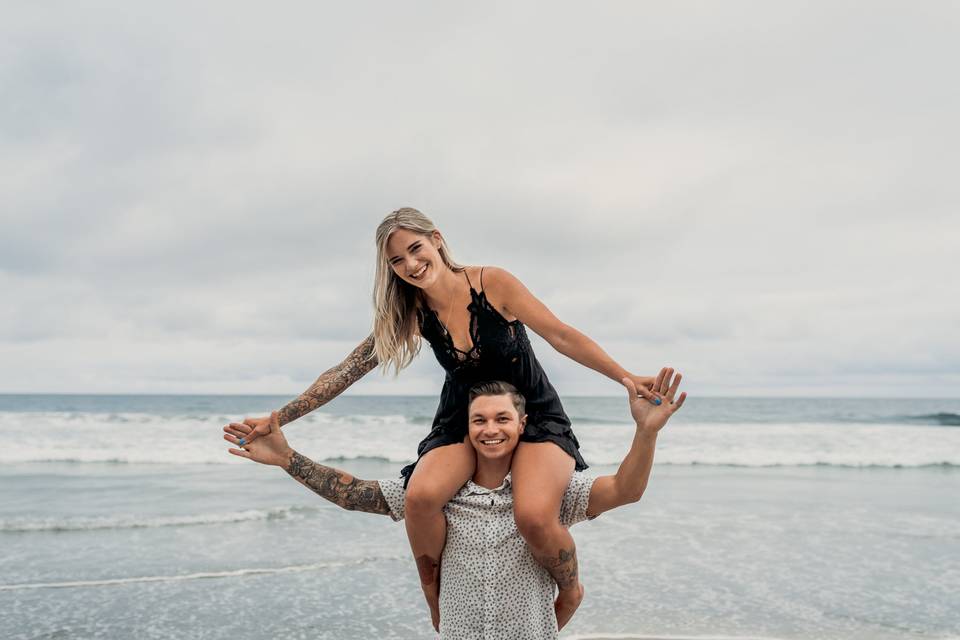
[404,481,448,518]
[515,506,561,548]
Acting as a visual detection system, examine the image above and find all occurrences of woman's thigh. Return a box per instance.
[405,439,476,510]
[512,441,576,521]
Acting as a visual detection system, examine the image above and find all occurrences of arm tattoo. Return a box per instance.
[535,547,579,591]
[278,335,378,425]
[285,450,391,515]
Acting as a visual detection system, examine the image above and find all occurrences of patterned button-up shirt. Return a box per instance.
[379,472,596,640]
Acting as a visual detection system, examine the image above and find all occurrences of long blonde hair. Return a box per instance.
[373,208,464,375]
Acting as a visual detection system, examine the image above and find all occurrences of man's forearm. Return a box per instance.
[277,335,378,425]
[284,450,391,515]
[612,427,658,503]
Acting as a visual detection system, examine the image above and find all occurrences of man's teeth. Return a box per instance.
[481,439,504,445]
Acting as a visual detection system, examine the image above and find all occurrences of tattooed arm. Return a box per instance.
[225,335,378,445]
[224,411,392,516]
[277,334,379,426]
[284,450,391,515]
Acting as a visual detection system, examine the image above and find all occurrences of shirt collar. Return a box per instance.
[462,471,512,496]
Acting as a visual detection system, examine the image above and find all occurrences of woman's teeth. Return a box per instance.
[411,264,428,279]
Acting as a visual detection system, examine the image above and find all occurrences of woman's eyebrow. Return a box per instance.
[388,241,421,263]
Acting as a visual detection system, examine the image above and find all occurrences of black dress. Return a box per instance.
[399,268,587,486]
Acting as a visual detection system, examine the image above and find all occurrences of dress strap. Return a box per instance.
[462,268,474,290]
[479,266,485,292]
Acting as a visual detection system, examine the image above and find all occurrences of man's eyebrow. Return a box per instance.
[389,240,421,262]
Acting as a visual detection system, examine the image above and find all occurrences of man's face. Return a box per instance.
[467,394,526,463]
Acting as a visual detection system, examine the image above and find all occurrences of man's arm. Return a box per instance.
[585,369,686,519]
[225,411,393,516]
[284,450,391,515]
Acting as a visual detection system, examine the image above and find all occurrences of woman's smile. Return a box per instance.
[409,263,429,280]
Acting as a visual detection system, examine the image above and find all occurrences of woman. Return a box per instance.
[228,208,657,630]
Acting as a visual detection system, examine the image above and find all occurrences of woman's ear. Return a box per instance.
[431,229,443,248]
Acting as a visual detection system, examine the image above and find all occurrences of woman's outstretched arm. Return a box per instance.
[482,267,653,388]
[277,334,379,426]
[227,334,378,444]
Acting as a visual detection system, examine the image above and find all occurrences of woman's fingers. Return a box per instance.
[624,377,660,404]
[223,434,244,447]
[228,448,252,459]
[224,425,249,439]
[226,422,253,434]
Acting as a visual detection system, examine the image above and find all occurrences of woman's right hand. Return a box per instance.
[223,414,273,447]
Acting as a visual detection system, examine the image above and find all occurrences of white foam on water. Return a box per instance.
[0,555,406,591]
[0,505,316,532]
[2,412,959,467]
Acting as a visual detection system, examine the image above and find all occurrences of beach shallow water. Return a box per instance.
[2,395,959,639]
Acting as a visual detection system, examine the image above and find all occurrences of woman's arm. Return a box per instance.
[483,267,650,386]
[277,334,379,426]
[228,335,378,444]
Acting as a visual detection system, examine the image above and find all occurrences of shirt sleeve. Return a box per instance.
[559,472,597,527]
[376,479,405,522]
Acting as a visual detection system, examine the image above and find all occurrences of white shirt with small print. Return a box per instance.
[379,471,596,640]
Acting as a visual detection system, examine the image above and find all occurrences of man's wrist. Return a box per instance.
[634,425,659,442]
[278,447,296,471]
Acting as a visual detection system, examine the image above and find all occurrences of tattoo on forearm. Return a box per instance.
[285,451,391,515]
[278,335,378,425]
[536,547,579,591]
[416,554,440,585]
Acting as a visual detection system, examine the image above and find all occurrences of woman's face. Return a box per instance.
[386,228,445,289]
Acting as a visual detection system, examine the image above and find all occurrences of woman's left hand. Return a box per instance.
[628,374,656,391]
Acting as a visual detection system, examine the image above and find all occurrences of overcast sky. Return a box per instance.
[2,1,957,397]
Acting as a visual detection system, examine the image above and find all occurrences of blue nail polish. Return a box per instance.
[653,398,662,406]
[238,438,245,446]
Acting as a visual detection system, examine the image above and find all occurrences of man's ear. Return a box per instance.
[519,414,527,435]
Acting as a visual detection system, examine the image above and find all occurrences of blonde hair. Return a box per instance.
[373,208,464,375]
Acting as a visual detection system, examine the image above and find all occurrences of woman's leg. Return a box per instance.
[404,439,476,631]
[512,441,583,630]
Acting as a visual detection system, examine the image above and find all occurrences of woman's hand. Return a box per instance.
[223,414,273,448]
[628,374,656,392]
[622,367,686,435]
[224,412,293,468]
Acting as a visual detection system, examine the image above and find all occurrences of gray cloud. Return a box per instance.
[2,1,957,396]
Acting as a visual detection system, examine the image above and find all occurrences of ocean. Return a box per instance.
[1,394,958,639]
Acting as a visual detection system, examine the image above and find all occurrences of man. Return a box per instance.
[225,368,685,639]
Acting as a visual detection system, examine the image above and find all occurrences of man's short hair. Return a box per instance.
[467,380,526,416]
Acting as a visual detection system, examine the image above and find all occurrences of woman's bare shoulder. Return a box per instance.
[476,266,523,320]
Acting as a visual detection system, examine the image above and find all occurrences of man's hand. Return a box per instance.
[622,367,686,435]
[224,411,293,468]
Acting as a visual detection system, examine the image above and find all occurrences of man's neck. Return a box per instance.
[472,453,514,489]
